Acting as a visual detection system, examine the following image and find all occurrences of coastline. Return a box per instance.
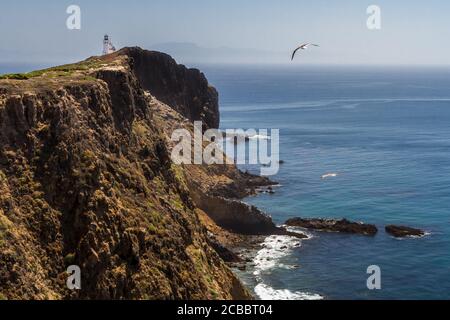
[0,48,437,300]
[153,100,315,299]
[0,48,269,300]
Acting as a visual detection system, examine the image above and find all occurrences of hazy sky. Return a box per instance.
[1,0,450,65]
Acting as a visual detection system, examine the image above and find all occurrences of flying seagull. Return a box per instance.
[291,43,320,61]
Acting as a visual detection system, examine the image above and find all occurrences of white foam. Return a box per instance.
[253,235,301,276]
[255,283,323,300]
[251,232,322,300]
[392,231,431,240]
[278,263,300,270]
[247,134,271,141]
[321,172,338,179]
[283,225,313,239]
[221,133,271,143]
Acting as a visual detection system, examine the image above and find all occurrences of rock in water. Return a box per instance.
[385,225,425,238]
[285,218,378,236]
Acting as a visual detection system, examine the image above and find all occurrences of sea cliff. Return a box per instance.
[0,47,282,300]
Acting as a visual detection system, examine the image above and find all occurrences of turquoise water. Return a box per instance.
[200,65,450,300]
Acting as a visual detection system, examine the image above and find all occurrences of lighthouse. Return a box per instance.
[102,35,116,55]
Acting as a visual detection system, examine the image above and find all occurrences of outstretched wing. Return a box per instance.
[291,43,308,61]
[291,43,320,61]
[291,47,301,60]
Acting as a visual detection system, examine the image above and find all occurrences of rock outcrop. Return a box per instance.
[385,225,425,238]
[0,48,251,300]
[113,47,220,130]
[285,218,378,236]
[148,91,287,238]
[207,234,242,263]
[192,193,277,235]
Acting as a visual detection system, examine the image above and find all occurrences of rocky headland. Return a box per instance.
[0,47,429,300]
[0,47,286,300]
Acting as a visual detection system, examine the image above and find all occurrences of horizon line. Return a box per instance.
[2,60,450,76]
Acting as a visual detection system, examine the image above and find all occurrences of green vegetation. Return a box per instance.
[171,195,185,211]
[209,289,219,299]
[0,58,106,80]
[64,253,76,266]
[171,164,188,190]
[0,213,10,245]
[147,223,158,234]
[0,73,29,80]
[133,121,149,137]
[0,169,6,182]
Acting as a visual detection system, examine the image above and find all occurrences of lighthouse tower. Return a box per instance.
[102,35,116,55]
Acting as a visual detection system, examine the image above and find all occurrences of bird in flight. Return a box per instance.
[291,43,320,61]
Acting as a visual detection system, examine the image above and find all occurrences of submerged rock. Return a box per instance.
[285,218,378,236]
[385,225,425,238]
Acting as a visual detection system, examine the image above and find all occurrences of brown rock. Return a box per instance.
[117,47,220,130]
[285,218,378,236]
[385,225,425,238]
[0,47,252,300]
[208,236,242,263]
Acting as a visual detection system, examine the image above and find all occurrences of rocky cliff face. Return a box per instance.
[0,48,248,300]
[114,47,220,130]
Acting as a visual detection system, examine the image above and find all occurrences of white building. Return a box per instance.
[102,35,116,55]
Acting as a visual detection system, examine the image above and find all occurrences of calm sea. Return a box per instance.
[200,64,450,300]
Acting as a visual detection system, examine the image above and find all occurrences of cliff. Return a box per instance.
[0,47,248,300]
[111,47,219,130]
[0,47,281,300]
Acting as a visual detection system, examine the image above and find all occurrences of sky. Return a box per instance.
[1,0,450,66]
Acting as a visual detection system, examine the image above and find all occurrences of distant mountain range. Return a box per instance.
[150,42,287,64]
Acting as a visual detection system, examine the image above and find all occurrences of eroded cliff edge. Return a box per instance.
[0,47,276,300]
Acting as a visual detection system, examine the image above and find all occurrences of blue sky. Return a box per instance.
[1,0,450,65]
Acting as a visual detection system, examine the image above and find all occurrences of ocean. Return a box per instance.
[3,63,450,300]
[199,64,450,300]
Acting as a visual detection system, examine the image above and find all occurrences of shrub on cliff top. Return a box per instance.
[0,73,29,80]
[0,58,105,81]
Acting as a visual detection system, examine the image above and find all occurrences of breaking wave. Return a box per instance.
[252,232,323,300]
[255,283,323,300]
